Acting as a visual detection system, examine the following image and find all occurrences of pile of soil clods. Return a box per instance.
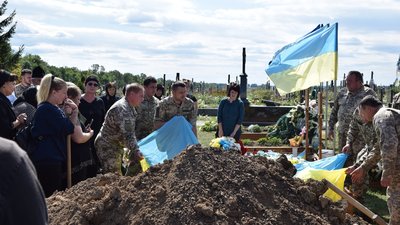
[47,145,369,225]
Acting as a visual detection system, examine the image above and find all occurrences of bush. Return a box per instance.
[267,137,283,146]
[200,117,218,132]
[241,139,253,146]
[256,137,283,146]
[257,138,269,146]
[247,124,262,133]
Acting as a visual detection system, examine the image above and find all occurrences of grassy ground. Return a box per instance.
[196,118,389,221]
[197,127,216,146]
[365,187,389,221]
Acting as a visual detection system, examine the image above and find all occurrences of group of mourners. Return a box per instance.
[328,70,400,225]
[2,67,400,224]
[0,68,245,202]
[4,67,400,224]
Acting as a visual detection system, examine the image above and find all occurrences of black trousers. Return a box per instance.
[34,161,66,197]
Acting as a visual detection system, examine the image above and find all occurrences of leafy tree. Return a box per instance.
[0,0,23,70]
[21,61,31,69]
[20,54,49,71]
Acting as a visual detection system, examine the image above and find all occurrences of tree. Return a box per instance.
[0,0,23,70]
[90,64,105,74]
[20,54,48,71]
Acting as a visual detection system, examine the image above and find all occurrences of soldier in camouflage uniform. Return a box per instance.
[135,77,159,140]
[344,107,380,202]
[343,107,374,166]
[392,92,400,110]
[358,96,400,225]
[14,69,32,98]
[155,81,197,136]
[328,71,376,151]
[95,83,144,175]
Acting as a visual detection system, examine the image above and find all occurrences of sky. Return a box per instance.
[5,0,400,85]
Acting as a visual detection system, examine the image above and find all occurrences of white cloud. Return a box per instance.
[7,0,400,85]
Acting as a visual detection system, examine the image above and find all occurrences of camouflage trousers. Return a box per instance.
[94,137,141,176]
[94,138,123,174]
[337,131,347,154]
[388,174,400,225]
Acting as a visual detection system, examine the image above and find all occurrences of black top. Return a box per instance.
[79,97,105,150]
[79,97,105,137]
[100,95,120,113]
[0,137,48,225]
[0,92,17,140]
[187,94,197,102]
[71,122,93,185]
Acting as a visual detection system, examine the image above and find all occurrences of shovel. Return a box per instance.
[322,179,387,225]
[67,135,72,188]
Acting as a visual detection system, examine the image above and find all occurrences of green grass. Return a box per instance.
[365,187,389,221]
[197,116,217,146]
[197,128,216,146]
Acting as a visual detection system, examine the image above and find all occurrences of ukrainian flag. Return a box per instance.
[265,23,338,94]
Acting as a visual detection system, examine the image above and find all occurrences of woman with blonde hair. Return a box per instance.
[31,74,81,197]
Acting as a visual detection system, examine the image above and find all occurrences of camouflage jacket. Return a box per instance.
[392,92,400,110]
[349,111,381,171]
[155,96,196,127]
[96,98,139,151]
[329,86,376,134]
[135,95,159,140]
[356,136,381,172]
[346,108,375,156]
[14,83,32,98]
[372,107,400,179]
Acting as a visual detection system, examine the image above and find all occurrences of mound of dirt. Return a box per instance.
[47,145,369,225]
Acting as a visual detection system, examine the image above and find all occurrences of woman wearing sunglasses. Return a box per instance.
[78,75,105,177]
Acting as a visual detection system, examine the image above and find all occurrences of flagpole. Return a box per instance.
[325,81,329,148]
[305,88,310,158]
[333,81,337,153]
[318,91,323,159]
[333,23,339,155]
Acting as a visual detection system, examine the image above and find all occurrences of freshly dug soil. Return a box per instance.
[47,145,369,225]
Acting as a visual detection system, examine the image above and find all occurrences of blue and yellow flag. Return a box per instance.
[265,23,338,94]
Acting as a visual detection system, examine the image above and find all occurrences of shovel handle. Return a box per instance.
[322,179,387,225]
[67,135,72,188]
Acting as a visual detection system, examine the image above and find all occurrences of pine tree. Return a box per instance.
[0,0,24,70]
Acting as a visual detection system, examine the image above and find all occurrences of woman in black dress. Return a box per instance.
[78,75,105,176]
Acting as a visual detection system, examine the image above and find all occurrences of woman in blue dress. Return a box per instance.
[217,83,244,141]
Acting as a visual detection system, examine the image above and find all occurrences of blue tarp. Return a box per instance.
[138,116,199,166]
[295,153,348,172]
